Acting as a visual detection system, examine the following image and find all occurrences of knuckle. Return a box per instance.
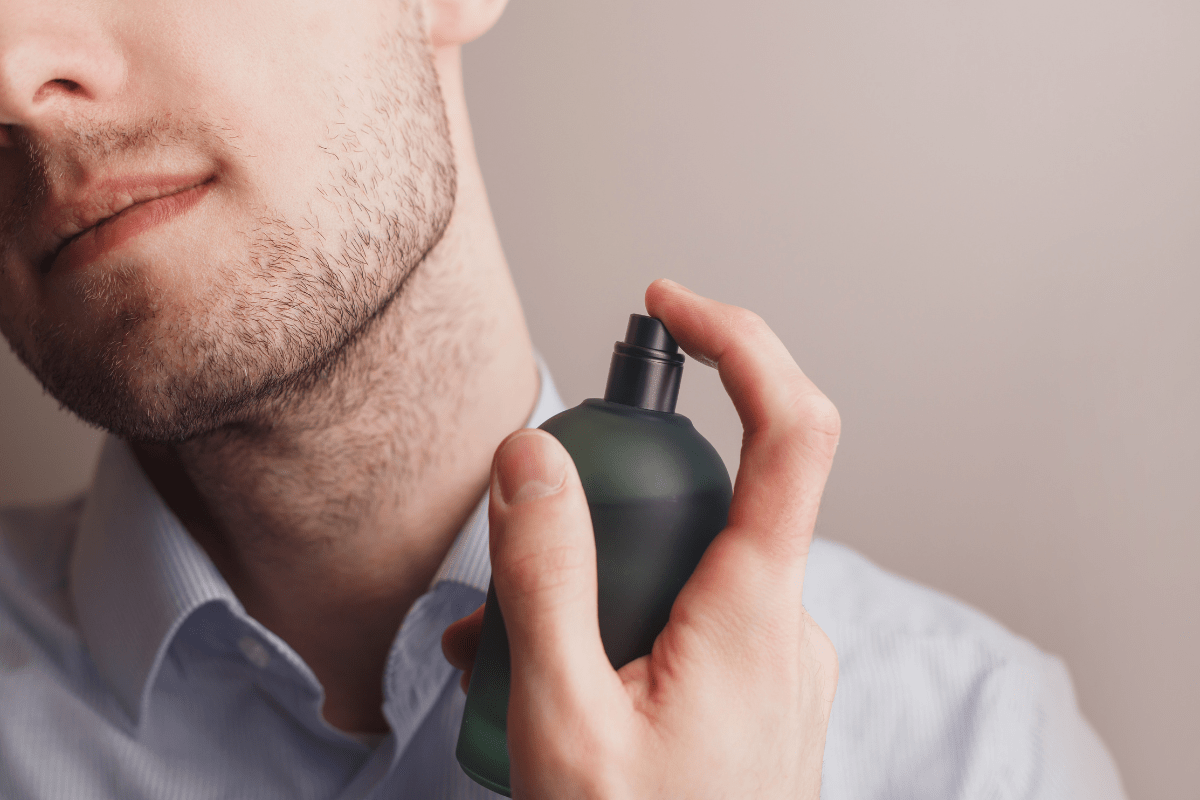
[496,542,588,602]
[784,613,839,716]
[812,623,839,688]
[808,395,842,441]
[803,617,840,702]
[727,305,769,336]
[784,391,841,454]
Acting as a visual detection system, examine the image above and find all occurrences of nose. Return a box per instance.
[0,1,126,145]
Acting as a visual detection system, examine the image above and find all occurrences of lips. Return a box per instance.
[37,174,215,275]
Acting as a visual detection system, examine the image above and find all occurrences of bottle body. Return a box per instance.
[456,399,732,795]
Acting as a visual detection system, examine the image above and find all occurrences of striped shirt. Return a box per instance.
[0,361,1126,798]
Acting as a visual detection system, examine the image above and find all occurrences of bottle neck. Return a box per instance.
[603,342,683,413]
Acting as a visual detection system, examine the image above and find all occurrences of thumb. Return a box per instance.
[488,429,612,703]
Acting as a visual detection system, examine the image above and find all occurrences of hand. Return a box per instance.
[443,279,841,798]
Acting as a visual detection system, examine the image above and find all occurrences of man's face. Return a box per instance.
[0,0,456,443]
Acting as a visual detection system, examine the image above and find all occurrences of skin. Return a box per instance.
[1,0,841,795]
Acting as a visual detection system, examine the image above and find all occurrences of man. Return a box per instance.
[0,0,1126,797]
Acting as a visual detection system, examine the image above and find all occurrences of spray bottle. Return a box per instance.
[456,314,733,796]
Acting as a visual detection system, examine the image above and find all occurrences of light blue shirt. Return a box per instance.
[0,363,1126,799]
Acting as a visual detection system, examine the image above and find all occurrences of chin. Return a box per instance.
[36,350,255,445]
[23,308,252,444]
[26,286,379,445]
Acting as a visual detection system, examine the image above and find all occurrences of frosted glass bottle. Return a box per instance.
[456,314,733,796]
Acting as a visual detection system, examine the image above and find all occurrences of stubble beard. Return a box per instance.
[5,19,457,445]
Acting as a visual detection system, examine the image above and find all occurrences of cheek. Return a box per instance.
[146,1,408,232]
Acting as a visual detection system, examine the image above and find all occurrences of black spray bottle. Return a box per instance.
[455,314,733,796]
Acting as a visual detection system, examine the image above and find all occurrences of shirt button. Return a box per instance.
[237,635,271,669]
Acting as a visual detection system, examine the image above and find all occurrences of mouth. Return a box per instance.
[38,175,216,276]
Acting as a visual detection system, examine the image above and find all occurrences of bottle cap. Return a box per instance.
[603,314,684,413]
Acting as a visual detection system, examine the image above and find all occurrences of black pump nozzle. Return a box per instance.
[604,314,685,413]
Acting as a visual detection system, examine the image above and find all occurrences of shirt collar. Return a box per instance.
[70,436,240,724]
[69,354,567,724]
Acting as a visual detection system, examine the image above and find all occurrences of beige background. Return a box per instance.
[1,0,1196,796]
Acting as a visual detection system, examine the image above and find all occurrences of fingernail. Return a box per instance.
[496,430,567,505]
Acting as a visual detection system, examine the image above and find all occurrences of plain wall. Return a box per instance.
[1,1,1196,797]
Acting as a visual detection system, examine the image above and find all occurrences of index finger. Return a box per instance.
[645,279,841,588]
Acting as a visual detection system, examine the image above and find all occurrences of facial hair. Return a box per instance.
[2,12,456,445]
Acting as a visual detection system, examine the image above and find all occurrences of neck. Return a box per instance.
[134,47,538,734]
